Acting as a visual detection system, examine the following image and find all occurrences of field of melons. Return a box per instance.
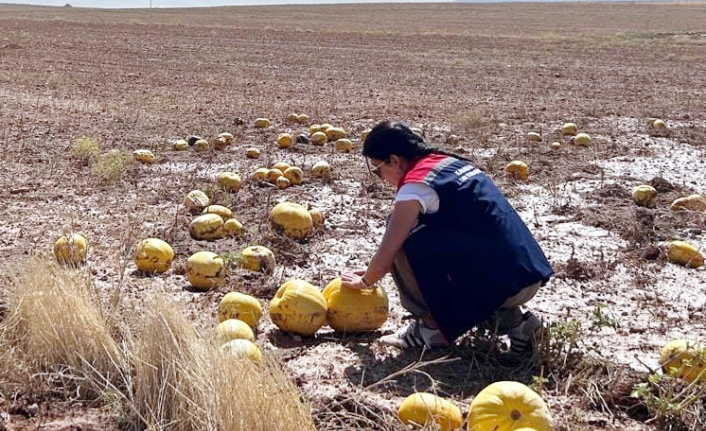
[1,2,706,430]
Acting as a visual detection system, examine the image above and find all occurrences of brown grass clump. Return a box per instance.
[0,258,125,397]
[123,296,316,431]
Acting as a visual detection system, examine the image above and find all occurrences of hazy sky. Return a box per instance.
[2,0,454,7]
[1,0,638,8]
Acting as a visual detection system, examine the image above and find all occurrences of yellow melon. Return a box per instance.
[311,161,330,178]
[276,176,290,190]
[468,381,553,431]
[202,205,233,221]
[218,132,234,145]
[670,194,706,212]
[240,246,276,273]
[398,393,462,431]
[133,149,156,164]
[267,168,284,184]
[173,139,189,151]
[216,172,242,193]
[269,279,327,336]
[631,185,657,207]
[194,139,209,152]
[54,233,88,266]
[309,208,324,227]
[218,291,263,328]
[360,128,371,142]
[561,122,578,136]
[652,119,667,130]
[189,214,225,241]
[335,138,353,153]
[660,339,706,383]
[667,240,704,268]
[221,339,262,363]
[134,238,174,273]
[323,278,389,333]
[310,131,327,146]
[186,251,225,291]
[325,127,347,141]
[284,166,304,185]
[272,162,291,172]
[222,218,244,237]
[246,148,261,159]
[573,133,591,146]
[504,160,529,182]
[254,118,271,129]
[252,167,270,182]
[184,190,210,213]
[216,319,255,343]
[270,202,313,240]
[277,133,293,149]
[526,132,542,142]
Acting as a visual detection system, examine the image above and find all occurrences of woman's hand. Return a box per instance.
[341,270,368,289]
[340,200,421,290]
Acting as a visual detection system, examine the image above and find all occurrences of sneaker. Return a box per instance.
[379,318,450,349]
[507,312,543,354]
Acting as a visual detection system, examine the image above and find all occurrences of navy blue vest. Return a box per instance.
[397,154,554,340]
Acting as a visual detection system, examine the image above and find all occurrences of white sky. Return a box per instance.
[0,0,647,9]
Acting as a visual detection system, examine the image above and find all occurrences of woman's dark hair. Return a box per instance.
[362,121,469,162]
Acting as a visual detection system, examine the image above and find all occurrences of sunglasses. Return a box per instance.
[369,159,388,178]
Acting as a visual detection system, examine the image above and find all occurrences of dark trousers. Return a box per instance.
[391,249,540,337]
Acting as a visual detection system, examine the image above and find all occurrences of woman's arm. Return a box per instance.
[341,199,421,289]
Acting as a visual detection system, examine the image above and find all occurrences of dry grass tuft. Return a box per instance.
[92,149,129,184]
[0,261,314,431]
[123,296,316,431]
[0,258,125,396]
[70,135,101,165]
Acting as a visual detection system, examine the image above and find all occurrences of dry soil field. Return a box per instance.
[1,2,706,430]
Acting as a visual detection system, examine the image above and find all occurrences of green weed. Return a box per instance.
[591,303,619,330]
